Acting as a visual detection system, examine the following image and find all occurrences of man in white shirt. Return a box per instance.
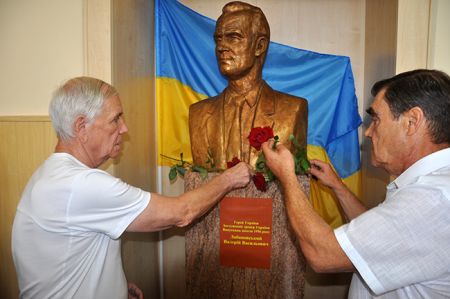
[11,77,251,299]
[262,69,450,298]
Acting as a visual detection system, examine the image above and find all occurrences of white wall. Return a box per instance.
[0,0,84,115]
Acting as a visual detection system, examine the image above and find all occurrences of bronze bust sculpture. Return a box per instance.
[186,3,309,298]
[189,1,308,170]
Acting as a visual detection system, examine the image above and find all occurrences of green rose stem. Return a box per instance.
[288,134,311,174]
[161,153,209,181]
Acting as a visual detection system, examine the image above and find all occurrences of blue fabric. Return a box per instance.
[155,0,362,178]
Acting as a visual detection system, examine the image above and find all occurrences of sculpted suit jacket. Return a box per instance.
[189,81,308,169]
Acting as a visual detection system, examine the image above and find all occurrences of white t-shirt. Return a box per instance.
[335,148,450,298]
[12,153,150,299]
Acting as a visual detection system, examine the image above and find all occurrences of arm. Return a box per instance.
[127,282,143,299]
[262,141,354,273]
[309,159,367,221]
[126,162,251,232]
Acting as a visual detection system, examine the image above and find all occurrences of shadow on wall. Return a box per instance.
[304,265,352,299]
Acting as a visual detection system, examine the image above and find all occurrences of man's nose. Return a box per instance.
[364,123,372,138]
[120,119,129,134]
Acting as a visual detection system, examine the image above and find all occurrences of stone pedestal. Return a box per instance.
[185,172,309,299]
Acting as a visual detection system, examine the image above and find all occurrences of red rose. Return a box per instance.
[226,157,241,168]
[248,126,274,150]
[252,172,267,192]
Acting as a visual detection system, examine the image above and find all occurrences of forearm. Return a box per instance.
[178,172,235,226]
[127,175,233,232]
[127,163,249,232]
[331,183,367,221]
[280,175,354,272]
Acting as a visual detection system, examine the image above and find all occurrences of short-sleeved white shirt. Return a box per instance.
[335,148,450,298]
[12,153,150,299]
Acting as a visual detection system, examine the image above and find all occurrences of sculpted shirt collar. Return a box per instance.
[388,147,450,190]
[224,80,264,108]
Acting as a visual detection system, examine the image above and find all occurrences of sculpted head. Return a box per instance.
[214,1,270,80]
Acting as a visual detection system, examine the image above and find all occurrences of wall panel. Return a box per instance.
[111,0,160,298]
[0,117,57,298]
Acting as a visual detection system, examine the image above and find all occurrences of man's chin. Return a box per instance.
[370,157,381,168]
[110,148,122,159]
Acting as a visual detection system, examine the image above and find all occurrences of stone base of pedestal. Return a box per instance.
[185,172,309,299]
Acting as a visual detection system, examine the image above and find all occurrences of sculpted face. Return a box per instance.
[214,11,258,79]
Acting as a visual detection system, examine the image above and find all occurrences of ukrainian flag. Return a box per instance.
[155,0,362,228]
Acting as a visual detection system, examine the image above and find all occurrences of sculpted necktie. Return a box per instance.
[226,95,246,162]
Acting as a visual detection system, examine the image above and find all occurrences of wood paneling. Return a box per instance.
[0,117,57,298]
[362,0,398,209]
[112,0,160,298]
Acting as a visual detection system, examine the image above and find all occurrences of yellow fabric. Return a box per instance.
[157,77,361,227]
[307,145,362,228]
[157,77,206,165]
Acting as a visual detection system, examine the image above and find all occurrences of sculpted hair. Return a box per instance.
[49,77,118,141]
[371,69,450,144]
[221,1,270,43]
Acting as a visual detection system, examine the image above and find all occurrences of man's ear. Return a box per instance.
[73,115,89,142]
[255,36,268,57]
[404,107,425,136]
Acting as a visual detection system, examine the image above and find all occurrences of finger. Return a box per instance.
[263,139,273,148]
[261,140,271,153]
[310,159,325,166]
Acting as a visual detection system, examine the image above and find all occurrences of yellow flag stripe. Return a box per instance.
[157,77,206,165]
[308,144,362,228]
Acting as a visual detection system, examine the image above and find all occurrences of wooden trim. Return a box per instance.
[0,116,51,122]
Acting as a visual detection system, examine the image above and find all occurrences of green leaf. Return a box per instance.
[294,159,302,174]
[169,166,177,181]
[255,153,266,171]
[265,168,275,182]
[255,161,266,172]
[176,166,186,177]
[300,158,311,173]
[288,134,295,142]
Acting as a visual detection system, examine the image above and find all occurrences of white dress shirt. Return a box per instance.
[335,148,450,298]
